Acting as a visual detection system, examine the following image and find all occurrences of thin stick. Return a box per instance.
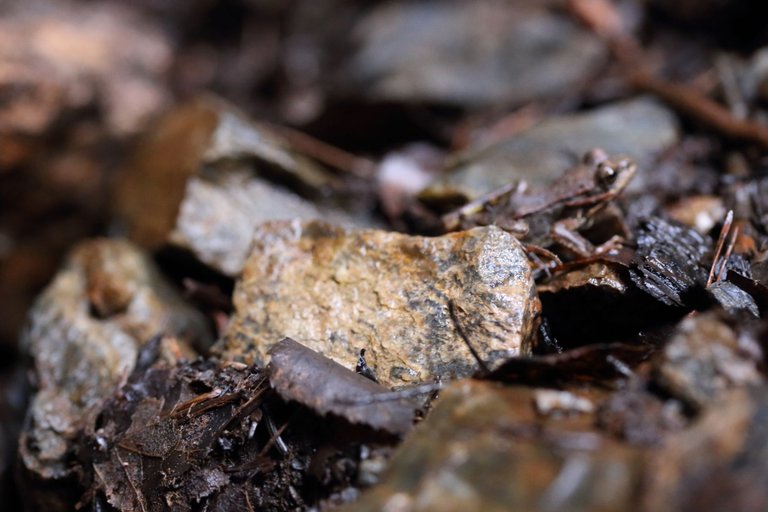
[245,489,255,512]
[260,415,289,457]
[716,224,740,283]
[707,210,733,287]
[168,388,229,418]
[568,1,768,149]
[628,73,768,149]
[266,123,376,178]
[116,451,147,512]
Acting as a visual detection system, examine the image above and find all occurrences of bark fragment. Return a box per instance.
[268,338,417,435]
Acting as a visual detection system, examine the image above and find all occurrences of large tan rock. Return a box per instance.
[219,221,540,387]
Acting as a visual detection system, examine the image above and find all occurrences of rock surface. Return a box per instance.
[655,312,763,409]
[219,221,540,387]
[116,98,367,276]
[422,98,679,203]
[341,0,606,107]
[171,168,359,277]
[643,387,768,512]
[18,239,211,485]
[343,381,643,512]
[346,380,768,512]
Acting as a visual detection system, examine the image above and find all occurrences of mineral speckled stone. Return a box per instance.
[18,239,211,485]
[219,221,539,387]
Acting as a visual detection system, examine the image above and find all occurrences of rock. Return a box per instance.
[116,97,370,276]
[596,388,687,446]
[0,1,171,147]
[342,381,644,512]
[666,195,725,234]
[422,98,679,203]
[345,381,768,511]
[340,0,606,107]
[708,280,760,317]
[655,312,763,410]
[533,389,595,417]
[645,387,768,512]
[219,221,540,387]
[18,239,211,488]
[170,168,360,277]
[0,1,174,352]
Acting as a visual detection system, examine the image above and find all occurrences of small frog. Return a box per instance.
[442,149,636,259]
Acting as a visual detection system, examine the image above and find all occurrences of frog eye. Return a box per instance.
[595,162,617,187]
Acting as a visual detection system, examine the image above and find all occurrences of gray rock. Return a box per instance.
[18,239,211,482]
[655,312,763,409]
[116,97,369,276]
[344,380,768,512]
[708,280,760,317]
[424,98,679,202]
[171,168,364,277]
[340,0,606,107]
[218,221,540,387]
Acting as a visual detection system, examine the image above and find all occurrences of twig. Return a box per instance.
[266,122,376,178]
[116,451,147,512]
[605,355,633,378]
[627,72,768,149]
[245,489,255,512]
[260,415,289,457]
[716,224,739,283]
[568,0,768,149]
[707,210,734,287]
[168,387,226,418]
